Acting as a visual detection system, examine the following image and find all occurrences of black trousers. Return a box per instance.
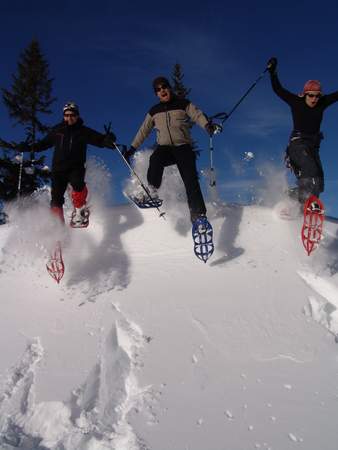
[287,134,324,203]
[51,166,86,207]
[147,144,206,218]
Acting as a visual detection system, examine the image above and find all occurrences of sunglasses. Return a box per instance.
[64,113,77,117]
[155,84,169,92]
[306,93,322,99]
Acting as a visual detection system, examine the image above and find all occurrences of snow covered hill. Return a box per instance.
[1,162,338,449]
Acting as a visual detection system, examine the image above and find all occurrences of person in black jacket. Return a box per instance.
[15,102,116,224]
[267,57,338,205]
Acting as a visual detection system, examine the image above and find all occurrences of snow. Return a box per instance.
[0,158,338,449]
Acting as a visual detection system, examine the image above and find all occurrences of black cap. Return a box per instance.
[152,76,171,92]
[63,101,79,115]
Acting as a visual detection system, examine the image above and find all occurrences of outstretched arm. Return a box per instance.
[131,114,154,150]
[186,102,209,129]
[322,90,338,108]
[0,134,53,153]
[270,72,298,105]
[31,133,55,152]
[267,57,298,105]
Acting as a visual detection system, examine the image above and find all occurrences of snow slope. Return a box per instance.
[1,160,338,450]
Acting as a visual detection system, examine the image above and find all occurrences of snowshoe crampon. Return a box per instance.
[127,194,163,209]
[70,206,90,228]
[46,241,64,283]
[192,216,214,263]
[301,195,324,256]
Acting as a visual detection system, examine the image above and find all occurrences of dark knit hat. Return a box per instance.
[152,76,171,92]
[63,101,80,115]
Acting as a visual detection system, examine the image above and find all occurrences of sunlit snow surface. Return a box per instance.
[0,155,338,449]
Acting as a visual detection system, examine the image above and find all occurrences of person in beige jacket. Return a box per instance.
[125,76,215,223]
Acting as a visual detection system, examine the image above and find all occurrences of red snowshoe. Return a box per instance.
[301,195,324,256]
[46,241,64,283]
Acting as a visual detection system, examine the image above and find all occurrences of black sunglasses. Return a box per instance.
[306,93,322,99]
[64,113,77,117]
[155,84,170,92]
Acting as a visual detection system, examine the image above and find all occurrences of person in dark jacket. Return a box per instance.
[124,76,216,223]
[15,102,116,224]
[267,57,338,205]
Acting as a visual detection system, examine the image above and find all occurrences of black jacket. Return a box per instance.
[270,73,338,134]
[31,119,106,171]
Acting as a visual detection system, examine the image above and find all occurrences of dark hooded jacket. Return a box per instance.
[31,118,106,171]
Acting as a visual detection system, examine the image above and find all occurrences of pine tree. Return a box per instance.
[171,63,200,152]
[171,63,191,99]
[1,39,55,198]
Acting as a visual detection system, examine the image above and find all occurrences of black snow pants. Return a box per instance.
[286,131,324,203]
[51,166,86,207]
[147,144,206,221]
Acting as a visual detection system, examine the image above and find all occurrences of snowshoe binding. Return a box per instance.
[127,192,163,209]
[70,206,90,228]
[192,215,214,263]
[301,195,324,256]
[46,241,64,283]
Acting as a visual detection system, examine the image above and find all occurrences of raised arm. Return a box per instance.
[267,57,298,105]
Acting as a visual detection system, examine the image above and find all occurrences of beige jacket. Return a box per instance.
[131,96,209,149]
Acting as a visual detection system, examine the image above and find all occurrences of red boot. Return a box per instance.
[72,185,88,209]
[51,206,65,223]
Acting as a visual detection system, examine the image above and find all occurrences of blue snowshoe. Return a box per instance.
[0,210,7,225]
[192,216,214,263]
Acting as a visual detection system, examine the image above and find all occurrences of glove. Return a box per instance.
[123,146,136,164]
[15,141,28,152]
[0,138,16,150]
[103,132,116,148]
[267,57,277,74]
[205,122,222,136]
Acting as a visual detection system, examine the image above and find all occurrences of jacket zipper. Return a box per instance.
[165,107,174,145]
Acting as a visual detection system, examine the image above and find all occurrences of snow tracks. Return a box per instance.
[0,314,147,450]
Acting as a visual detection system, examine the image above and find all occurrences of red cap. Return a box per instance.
[303,80,322,94]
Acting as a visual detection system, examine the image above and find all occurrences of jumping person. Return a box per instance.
[11,102,116,227]
[124,76,216,224]
[267,57,338,207]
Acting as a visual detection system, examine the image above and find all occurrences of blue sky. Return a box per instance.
[1,0,338,215]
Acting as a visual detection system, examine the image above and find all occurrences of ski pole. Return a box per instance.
[207,124,222,187]
[17,152,24,197]
[207,67,268,187]
[113,142,166,219]
[210,67,269,125]
[103,122,165,219]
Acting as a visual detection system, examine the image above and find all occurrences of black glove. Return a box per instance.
[267,57,277,74]
[205,122,222,136]
[15,141,28,152]
[103,132,116,149]
[123,146,136,163]
[0,138,16,150]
